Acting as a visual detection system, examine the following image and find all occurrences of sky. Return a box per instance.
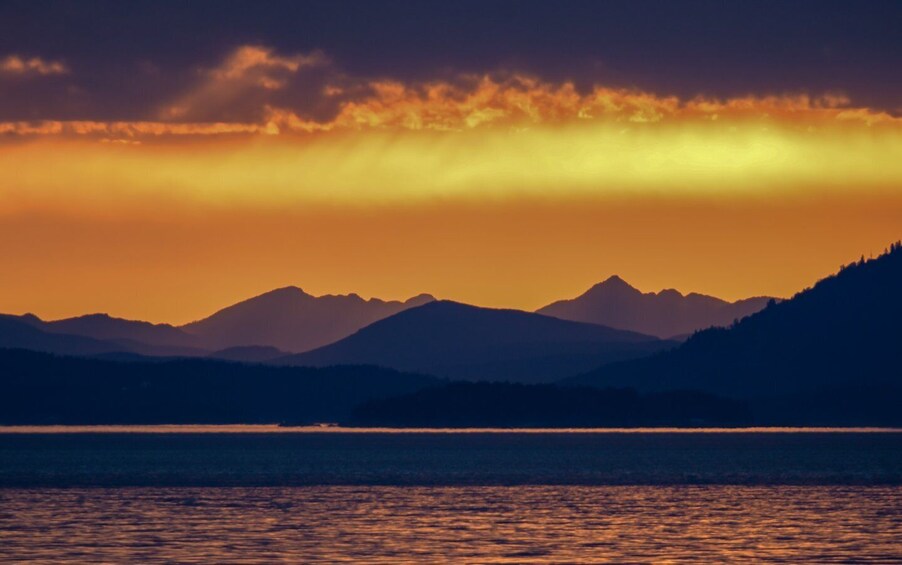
[1,0,900,323]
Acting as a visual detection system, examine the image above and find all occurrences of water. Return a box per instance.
[2,428,900,486]
[2,486,900,563]
[1,429,901,562]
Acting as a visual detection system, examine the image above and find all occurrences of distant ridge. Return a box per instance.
[0,315,206,358]
[281,300,672,383]
[0,316,129,357]
[181,287,436,353]
[38,313,202,350]
[538,275,774,338]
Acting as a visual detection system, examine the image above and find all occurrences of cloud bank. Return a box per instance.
[0,45,898,141]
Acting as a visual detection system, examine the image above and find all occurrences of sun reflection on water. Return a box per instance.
[1,486,899,563]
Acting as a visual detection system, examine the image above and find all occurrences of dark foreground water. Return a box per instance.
[1,429,901,562]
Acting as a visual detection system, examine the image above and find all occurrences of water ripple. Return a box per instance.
[1,486,900,563]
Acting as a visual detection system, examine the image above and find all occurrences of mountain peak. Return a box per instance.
[74,313,114,321]
[181,287,441,353]
[281,298,662,383]
[588,275,639,294]
[538,276,775,338]
[265,285,308,296]
[567,241,902,400]
[657,288,684,299]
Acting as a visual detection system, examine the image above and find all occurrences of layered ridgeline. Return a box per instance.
[538,275,774,339]
[181,287,435,353]
[1,243,899,426]
[0,348,439,425]
[20,313,199,350]
[280,301,672,383]
[0,315,206,358]
[0,315,293,362]
[563,244,902,425]
[0,288,436,359]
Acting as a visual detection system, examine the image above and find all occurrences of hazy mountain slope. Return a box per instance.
[181,287,435,352]
[538,275,773,338]
[41,314,201,348]
[565,244,902,398]
[0,313,209,357]
[0,317,132,356]
[0,315,215,357]
[281,301,672,383]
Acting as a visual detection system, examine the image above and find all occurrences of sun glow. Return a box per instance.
[1,69,900,322]
[2,118,900,212]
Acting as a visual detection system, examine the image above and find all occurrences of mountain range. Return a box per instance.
[564,244,902,414]
[0,278,773,359]
[3,277,760,368]
[0,242,900,425]
[537,276,774,339]
[280,300,671,383]
[0,316,140,357]
[348,244,902,426]
[180,287,436,353]
[0,288,437,359]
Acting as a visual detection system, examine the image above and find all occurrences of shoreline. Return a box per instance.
[1,424,900,434]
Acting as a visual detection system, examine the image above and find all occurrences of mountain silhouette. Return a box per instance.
[0,348,439,425]
[39,313,201,348]
[38,313,210,356]
[181,287,435,352]
[280,300,672,383]
[0,316,133,357]
[538,275,774,338]
[0,314,208,357]
[0,313,208,357]
[565,243,902,401]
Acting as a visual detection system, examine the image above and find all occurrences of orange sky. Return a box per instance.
[1,195,899,324]
[1,63,900,323]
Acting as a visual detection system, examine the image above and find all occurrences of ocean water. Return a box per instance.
[2,485,901,563]
[1,429,900,562]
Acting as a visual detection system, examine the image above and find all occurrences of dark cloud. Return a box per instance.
[0,0,899,121]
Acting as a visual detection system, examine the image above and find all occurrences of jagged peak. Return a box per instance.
[586,275,640,294]
[657,288,684,298]
[265,285,307,296]
[72,312,114,320]
[52,312,183,329]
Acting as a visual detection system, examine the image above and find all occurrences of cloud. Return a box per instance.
[0,55,68,77]
[210,45,327,87]
[0,120,271,137]
[261,75,901,133]
[160,45,328,121]
[317,76,681,130]
[1,53,899,141]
